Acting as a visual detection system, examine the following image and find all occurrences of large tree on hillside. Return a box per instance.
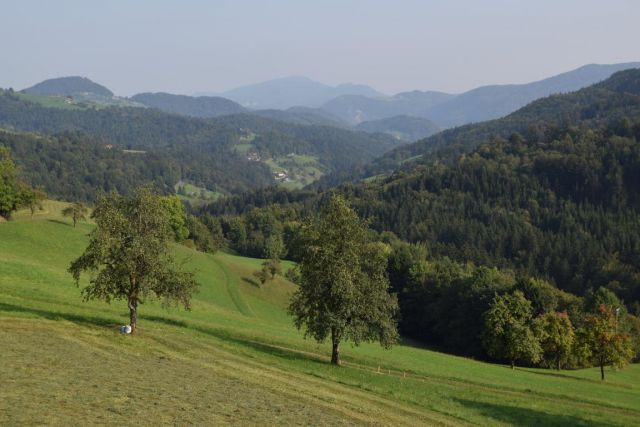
[288,195,399,366]
[68,187,198,333]
[483,291,542,369]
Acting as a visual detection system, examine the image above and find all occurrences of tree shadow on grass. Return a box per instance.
[0,302,330,366]
[46,219,71,227]
[454,398,618,427]
[241,277,261,288]
[143,313,328,365]
[0,302,115,328]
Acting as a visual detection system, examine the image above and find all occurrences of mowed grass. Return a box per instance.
[1,205,639,425]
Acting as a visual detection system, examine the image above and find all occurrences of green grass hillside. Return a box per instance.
[1,204,639,425]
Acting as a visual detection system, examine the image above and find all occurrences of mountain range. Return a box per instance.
[14,62,640,140]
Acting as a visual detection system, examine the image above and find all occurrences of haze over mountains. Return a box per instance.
[15,62,640,142]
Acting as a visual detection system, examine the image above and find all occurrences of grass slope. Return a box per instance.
[1,204,639,425]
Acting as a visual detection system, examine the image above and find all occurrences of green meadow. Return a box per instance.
[1,202,639,425]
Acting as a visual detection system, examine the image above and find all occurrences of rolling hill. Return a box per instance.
[23,76,114,97]
[1,202,638,425]
[130,92,246,118]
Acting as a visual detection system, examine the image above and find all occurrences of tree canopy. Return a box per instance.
[288,195,398,365]
[68,187,199,332]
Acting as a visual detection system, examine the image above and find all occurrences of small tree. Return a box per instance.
[253,265,269,287]
[62,202,88,228]
[580,304,634,380]
[535,311,574,370]
[483,290,542,369]
[19,185,46,218]
[288,195,399,366]
[68,187,198,333]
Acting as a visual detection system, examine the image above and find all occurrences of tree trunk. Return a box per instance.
[331,328,341,366]
[128,297,137,333]
[600,362,605,381]
[510,360,515,369]
[72,217,77,228]
[557,358,561,371]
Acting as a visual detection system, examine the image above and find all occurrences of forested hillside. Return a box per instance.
[131,92,246,118]
[0,89,399,196]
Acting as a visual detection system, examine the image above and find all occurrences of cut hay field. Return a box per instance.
[1,203,639,426]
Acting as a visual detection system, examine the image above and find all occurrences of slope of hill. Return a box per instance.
[356,115,440,141]
[23,76,114,97]
[1,203,638,425]
[130,92,246,118]
[217,76,384,109]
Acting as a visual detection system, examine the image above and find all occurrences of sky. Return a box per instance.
[1,0,639,96]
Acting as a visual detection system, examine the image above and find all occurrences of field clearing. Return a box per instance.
[1,204,639,425]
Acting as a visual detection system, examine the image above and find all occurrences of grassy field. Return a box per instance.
[174,181,223,207]
[1,203,639,425]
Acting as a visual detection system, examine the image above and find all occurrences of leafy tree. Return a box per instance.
[186,214,216,253]
[483,290,542,369]
[579,304,634,380]
[161,195,189,241]
[0,146,20,219]
[20,185,47,218]
[68,187,198,333]
[62,202,88,228]
[288,195,399,365]
[535,311,574,370]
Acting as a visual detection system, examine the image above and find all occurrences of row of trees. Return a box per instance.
[484,291,634,379]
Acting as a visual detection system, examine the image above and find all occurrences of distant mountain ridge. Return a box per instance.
[213,76,385,109]
[319,62,640,127]
[23,76,113,97]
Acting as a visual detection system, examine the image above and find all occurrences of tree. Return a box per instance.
[288,195,399,366]
[535,311,574,370]
[579,304,634,380]
[19,185,46,218]
[68,187,198,333]
[483,290,542,369]
[161,195,189,242]
[62,202,88,228]
[0,146,20,219]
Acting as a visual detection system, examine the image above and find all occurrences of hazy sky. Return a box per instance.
[2,0,638,96]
